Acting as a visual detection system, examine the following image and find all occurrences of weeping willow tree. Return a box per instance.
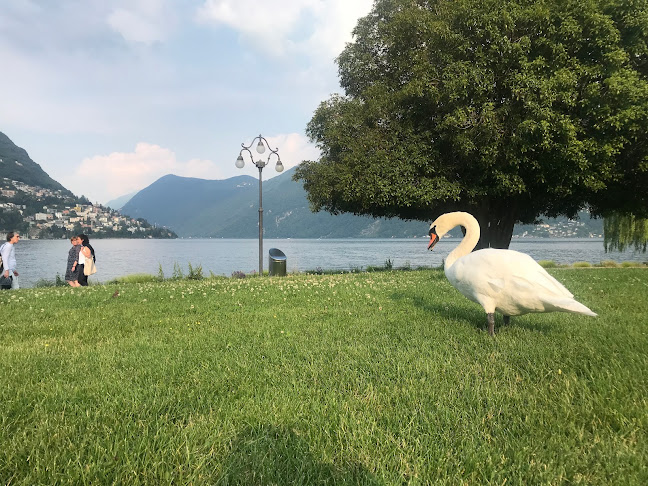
[604,213,648,252]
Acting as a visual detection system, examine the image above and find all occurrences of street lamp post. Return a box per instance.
[236,134,284,275]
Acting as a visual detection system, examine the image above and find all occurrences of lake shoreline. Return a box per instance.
[13,238,648,288]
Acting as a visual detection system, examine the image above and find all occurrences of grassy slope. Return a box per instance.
[1,269,646,485]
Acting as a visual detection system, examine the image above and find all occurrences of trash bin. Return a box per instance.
[268,248,287,276]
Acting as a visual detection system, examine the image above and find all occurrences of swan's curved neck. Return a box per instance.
[445,213,480,270]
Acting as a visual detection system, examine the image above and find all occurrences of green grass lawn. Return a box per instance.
[1,268,647,485]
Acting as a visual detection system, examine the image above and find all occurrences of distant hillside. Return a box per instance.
[121,174,260,236]
[0,131,175,239]
[121,169,428,238]
[106,192,137,210]
[0,131,71,194]
[121,168,605,239]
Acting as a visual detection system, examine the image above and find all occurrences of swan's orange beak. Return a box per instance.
[427,228,439,250]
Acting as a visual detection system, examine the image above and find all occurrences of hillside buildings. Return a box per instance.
[1,177,173,239]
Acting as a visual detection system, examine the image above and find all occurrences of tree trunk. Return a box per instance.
[472,205,517,250]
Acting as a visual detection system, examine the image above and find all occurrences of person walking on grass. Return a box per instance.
[65,236,81,287]
[77,234,95,287]
[0,232,20,290]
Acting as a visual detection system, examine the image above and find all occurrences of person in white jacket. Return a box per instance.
[1,232,20,289]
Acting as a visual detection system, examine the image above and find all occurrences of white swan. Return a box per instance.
[427,212,597,335]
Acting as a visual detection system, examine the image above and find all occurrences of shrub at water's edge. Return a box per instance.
[106,273,160,284]
[599,260,619,268]
[33,259,647,288]
[538,260,558,268]
[573,261,593,268]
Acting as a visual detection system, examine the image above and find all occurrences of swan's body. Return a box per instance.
[428,212,596,335]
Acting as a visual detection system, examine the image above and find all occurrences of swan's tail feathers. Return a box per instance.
[550,298,598,317]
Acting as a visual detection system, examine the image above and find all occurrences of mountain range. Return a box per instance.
[106,192,137,210]
[1,129,604,239]
[120,169,429,238]
[120,169,604,239]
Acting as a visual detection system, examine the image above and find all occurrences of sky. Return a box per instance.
[0,0,374,204]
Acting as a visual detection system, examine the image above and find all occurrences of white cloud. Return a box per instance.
[265,133,320,171]
[234,133,320,179]
[63,143,224,203]
[196,0,314,56]
[1,1,345,203]
[63,133,319,203]
[0,0,179,134]
[107,0,174,45]
[196,0,373,60]
[303,1,375,61]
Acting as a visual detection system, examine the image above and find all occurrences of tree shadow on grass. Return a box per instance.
[216,424,380,486]
[390,291,555,335]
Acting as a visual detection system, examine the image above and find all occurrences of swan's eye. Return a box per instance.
[429,226,436,236]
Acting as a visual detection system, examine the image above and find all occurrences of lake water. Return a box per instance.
[9,238,647,288]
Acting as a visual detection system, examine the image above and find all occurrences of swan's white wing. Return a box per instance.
[446,249,589,316]
[476,249,573,297]
[509,265,574,299]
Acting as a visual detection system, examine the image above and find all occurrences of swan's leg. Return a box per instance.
[503,315,510,325]
[487,313,495,336]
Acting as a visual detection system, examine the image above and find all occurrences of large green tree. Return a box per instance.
[294,0,648,248]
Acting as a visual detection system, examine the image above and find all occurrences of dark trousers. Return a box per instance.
[78,265,88,286]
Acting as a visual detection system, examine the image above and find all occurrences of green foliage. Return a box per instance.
[186,263,204,280]
[538,260,558,268]
[106,274,159,284]
[366,258,396,272]
[109,265,223,284]
[295,0,648,249]
[33,274,68,288]
[399,260,412,271]
[0,210,29,234]
[0,270,646,483]
[599,260,619,268]
[171,262,184,280]
[573,261,593,267]
[620,261,644,267]
[604,212,648,252]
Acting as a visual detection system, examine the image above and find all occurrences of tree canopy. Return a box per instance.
[294,0,648,248]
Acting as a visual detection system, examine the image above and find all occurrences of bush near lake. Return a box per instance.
[572,261,593,268]
[1,268,647,484]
